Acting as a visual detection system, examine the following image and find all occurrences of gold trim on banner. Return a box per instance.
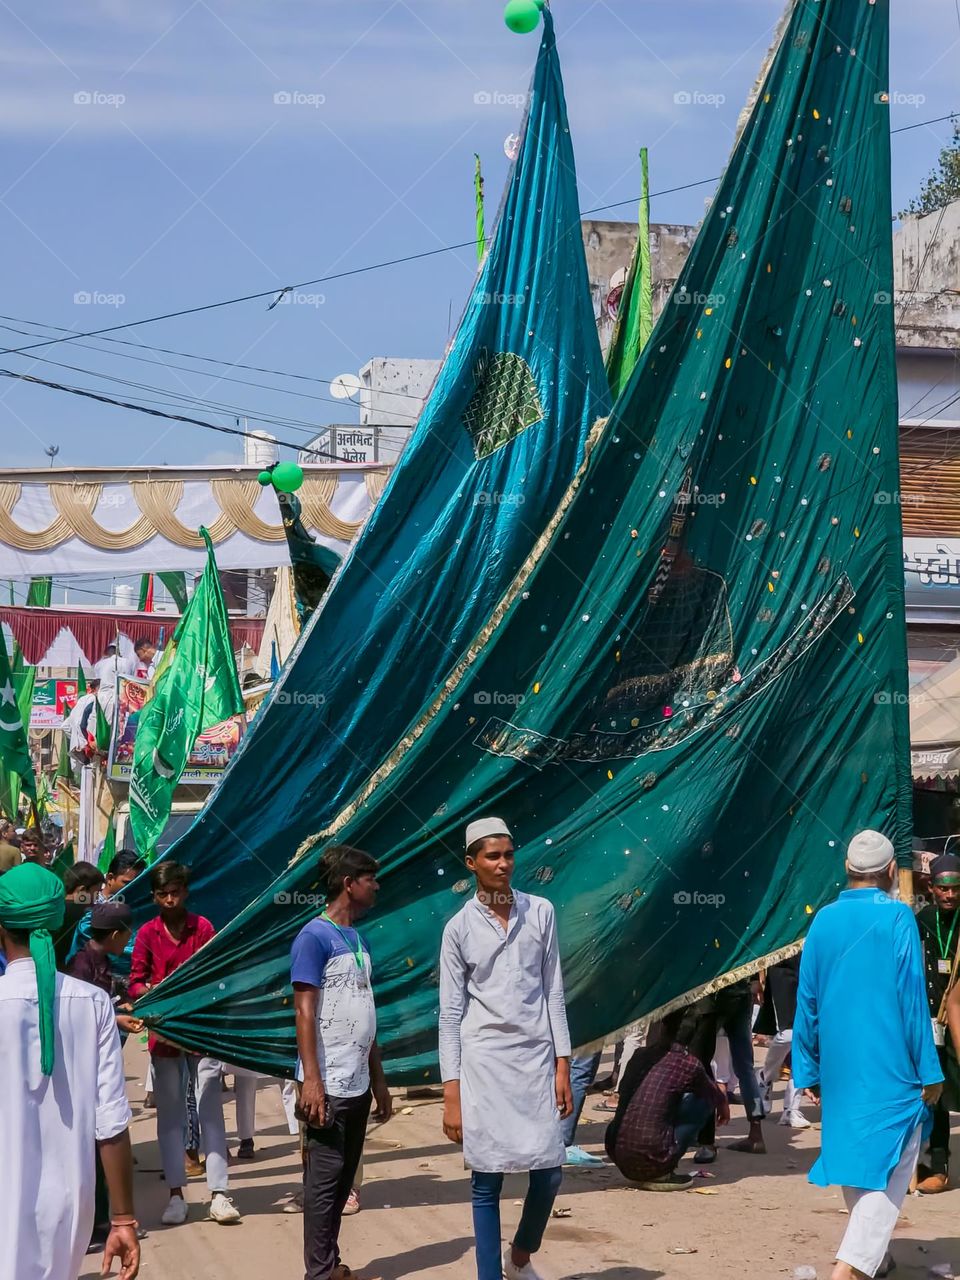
[129,481,233,548]
[0,483,71,551]
[210,480,285,542]
[571,938,805,1055]
[291,414,611,864]
[300,475,364,541]
[0,476,369,552]
[364,469,390,504]
[50,482,156,551]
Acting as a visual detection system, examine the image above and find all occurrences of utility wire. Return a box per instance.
[0,368,340,459]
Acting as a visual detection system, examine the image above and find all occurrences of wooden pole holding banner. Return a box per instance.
[899,865,914,905]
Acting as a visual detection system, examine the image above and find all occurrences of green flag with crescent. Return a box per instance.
[129,528,243,858]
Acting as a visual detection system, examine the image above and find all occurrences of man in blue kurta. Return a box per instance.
[794,830,943,1280]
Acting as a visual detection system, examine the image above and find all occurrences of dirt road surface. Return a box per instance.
[82,1043,960,1280]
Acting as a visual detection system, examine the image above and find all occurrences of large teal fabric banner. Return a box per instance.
[135,10,609,925]
[138,0,909,1082]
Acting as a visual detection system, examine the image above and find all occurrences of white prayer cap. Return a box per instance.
[846,829,895,874]
[465,816,512,851]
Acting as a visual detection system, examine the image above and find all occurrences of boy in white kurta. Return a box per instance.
[440,817,572,1280]
[0,862,138,1280]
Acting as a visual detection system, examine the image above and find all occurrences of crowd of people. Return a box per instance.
[0,816,956,1280]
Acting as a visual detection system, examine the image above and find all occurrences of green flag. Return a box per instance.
[130,528,243,858]
[76,664,87,699]
[0,626,35,805]
[158,572,188,613]
[98,810,117,874]
[55,728,71,781]
[606,147,653,399]
[0,576,51,817]
[474,153,486,263]
[93,697,112,754]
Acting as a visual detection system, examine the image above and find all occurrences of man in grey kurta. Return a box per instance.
[440,816,572,1280]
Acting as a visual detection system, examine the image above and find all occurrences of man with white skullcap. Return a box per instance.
[793,830,942,1280]
[439,817,572,1280]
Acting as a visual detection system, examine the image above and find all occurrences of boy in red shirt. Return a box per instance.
[129,861,240,1227]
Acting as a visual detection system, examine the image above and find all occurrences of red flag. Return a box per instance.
[139,573,154,612]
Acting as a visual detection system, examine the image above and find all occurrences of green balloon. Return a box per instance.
[271,460,304,494]
[257,469,272,486]
[504,0,541,34]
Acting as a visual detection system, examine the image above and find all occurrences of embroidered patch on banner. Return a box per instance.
[463,350,545,459]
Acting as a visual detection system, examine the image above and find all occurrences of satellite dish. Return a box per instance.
[504,133,521,161]
[609,267,628,291]
[330,373,362,401]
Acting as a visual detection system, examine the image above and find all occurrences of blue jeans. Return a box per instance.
[674,1092,712,1159]
[471,1167,563,1280]
[561,1052,602,1147]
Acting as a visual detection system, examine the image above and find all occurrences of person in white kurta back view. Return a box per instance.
[0,862,139,1280]
[440,817,573,1280]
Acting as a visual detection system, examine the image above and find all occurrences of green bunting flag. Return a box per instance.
[130,527,243,859]
[0,626,35,805]
[606,147,653,399]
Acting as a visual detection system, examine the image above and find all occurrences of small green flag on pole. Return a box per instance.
[0,626,35,803]
[55,728,71,781]
[130,528,243,859]
[0,576,50,818]
[76,664,87,699]
[93,697,112,754]
[606,147,653,399]
[474,153,486,263]
[98,810,117,873]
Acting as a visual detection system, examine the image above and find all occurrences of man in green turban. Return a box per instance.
[0,862,140,1280]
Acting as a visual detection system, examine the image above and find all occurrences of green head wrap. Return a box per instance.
[0,863,65,1075]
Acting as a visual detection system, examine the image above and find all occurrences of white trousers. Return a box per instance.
[759,1029,799,1116]
[230,1068,300,1140]
[153,1055,229,1194]
[837,1125,922,1277]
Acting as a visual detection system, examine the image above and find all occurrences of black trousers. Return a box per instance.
[304,1091,371,1280]
[928,1096,951,1173]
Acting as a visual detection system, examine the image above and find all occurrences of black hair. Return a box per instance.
[150,860,190,893]
[317,845,378,900]
[90,924,131,942]
[107,850,146,879]
[133,636,152,651]
[64,862,105,895]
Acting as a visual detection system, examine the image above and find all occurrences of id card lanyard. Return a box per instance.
[322,912,366,977]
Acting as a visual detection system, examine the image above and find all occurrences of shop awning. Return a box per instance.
[910,653,960,780]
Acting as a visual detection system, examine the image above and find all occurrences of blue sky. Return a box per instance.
[0,0,956,471]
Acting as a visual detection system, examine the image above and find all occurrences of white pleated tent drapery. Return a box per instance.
[0,465,390,577]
